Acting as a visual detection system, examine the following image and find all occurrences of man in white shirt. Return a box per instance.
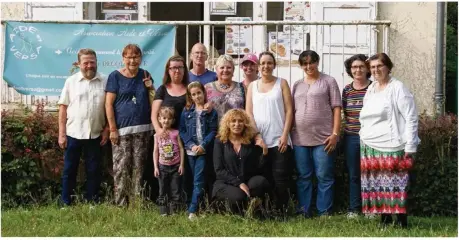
[58,48,108,206]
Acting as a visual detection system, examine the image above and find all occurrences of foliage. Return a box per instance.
[1,103,457,216]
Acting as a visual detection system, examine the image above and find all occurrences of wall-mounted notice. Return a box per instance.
[210,2,237,15]
[283,1,311,33]
[225,17,253,55]
[268,32,304,64]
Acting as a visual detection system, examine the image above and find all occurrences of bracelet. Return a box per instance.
[110,128,118,132]
[333,132,339,136]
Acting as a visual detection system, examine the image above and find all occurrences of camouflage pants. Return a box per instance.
[112,131,150,206]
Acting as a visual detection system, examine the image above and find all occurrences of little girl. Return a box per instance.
[153,106,185,216]
[179,81,218,220]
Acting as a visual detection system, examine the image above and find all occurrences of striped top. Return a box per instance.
[291,73,342,146]
[342,81,371,134]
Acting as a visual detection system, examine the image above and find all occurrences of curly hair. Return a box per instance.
[344,54,371,79]
[217,109,255,144]
[185,81,207,110]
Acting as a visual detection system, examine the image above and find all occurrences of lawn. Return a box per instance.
[1,203,457,237]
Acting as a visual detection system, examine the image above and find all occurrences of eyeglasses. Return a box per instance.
[370,65,386,70]
[351,65,366,70]
[124,55,141,61]
[193,51,207,56]
[169,66,185,72]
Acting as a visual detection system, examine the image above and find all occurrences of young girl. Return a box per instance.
[179,81,218,220]
[153,106,185,216]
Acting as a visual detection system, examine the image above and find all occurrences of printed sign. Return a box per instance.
[210,2,237,15]
[225,17,253,55]
[3,21,176,95]
[102,2,138,13]
[268,32,304,63]
[283,1,311,33]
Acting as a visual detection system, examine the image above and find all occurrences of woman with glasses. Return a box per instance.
[291,50,342,218]
[151,55,189,134]
[359,53,419,228]
[105,44,155,206]
[342,54,372,219]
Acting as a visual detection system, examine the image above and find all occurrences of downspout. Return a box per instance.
[434,2,446,116]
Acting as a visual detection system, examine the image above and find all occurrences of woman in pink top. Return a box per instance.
[291,50,342,218]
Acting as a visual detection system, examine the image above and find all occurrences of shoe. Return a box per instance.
[346,212,359,219]
[89,205,96,210]
[319,213,331,219]
[160,214,168,217]
[188,213,197,221]
[380,214,393,225]
[365,213,376,219]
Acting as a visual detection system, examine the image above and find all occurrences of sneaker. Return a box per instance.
[346,212,359,219]
[89,205,96,210]
[188,213,197,221]
[160,213,168,217]
[365,213,376,219]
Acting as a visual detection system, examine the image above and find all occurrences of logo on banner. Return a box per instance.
[9,26,43,60]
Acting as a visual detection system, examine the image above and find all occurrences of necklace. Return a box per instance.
[219,82,231,90]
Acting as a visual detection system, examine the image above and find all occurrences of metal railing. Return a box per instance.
[1,19,391,108]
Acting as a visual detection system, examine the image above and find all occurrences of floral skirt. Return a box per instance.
[360,143,414,214]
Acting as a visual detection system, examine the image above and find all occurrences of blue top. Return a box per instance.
[188,69,217,85]
[105,68,152,136]
[179,104,218,153]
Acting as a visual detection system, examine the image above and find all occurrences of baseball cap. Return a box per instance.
[240,53,258,67]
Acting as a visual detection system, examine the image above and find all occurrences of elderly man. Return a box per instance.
[58,48,108,206]
[188,43,217,85]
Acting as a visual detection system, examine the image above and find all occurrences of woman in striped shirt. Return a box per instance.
[342,54,372,219]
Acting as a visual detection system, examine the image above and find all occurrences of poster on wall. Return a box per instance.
[268,32,304,64]
[105,13,131,21]
[210,2,237,15]
[3,21,176,95]
[102,2,138,13]
[225,17,253,55]
[283,1,311,33]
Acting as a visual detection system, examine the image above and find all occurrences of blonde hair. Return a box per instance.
[158,106,175,128]
[185,81,207,110]
[215,54,235,70]
[217,109,255,144]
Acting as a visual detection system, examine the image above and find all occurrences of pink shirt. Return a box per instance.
[291,73,342,146]
[155,129,181,166]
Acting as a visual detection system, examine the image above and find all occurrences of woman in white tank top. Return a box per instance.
[245,51,294,216]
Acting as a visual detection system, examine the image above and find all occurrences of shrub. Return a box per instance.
[1,102,457,216]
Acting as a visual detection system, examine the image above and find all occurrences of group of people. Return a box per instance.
[58,42,419,227]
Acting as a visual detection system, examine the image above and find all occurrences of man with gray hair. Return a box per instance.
[58,48,108,207]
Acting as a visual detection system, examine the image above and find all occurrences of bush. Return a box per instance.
[1,103,457,216]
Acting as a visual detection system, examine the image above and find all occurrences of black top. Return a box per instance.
[213,138,264,186]
[154,85,187,129]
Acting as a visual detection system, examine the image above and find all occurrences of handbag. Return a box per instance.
[143,70,156,105]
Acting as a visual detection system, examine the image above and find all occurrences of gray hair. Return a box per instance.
[215,54,234,69]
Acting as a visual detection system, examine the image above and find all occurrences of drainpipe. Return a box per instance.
[434,2,446,116]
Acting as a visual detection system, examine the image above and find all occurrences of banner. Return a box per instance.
[3,21,176,95]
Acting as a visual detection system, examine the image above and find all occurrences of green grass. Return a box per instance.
[1,203,457,237]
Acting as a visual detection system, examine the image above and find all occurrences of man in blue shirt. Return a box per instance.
[188,43,217,85]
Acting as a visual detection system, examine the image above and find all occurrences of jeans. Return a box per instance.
[188,155,206,213]
[61,136,102,205]
[344,134,362,213]
[293,144,335,216]
[158,164,181,215]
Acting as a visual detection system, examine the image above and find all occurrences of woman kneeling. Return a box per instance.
[212,109,270,215]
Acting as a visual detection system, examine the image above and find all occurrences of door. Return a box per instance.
[310,2,377,91]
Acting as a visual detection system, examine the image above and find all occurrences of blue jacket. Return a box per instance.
[179,105,218,152]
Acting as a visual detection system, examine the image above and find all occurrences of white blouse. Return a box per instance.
[359,77,420,153]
